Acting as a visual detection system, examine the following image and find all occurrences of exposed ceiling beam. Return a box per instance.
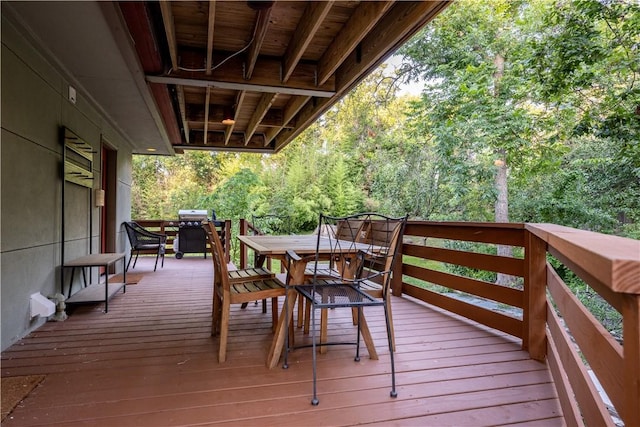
[149,83,183,145]
[146,73,334,98]
[275,1,449,150]
[158,0,185,145]
[225,90,245,145]
[245,7,272,79]
[317,1,393,86]
[203,87,211,144]
[176,86,190,143]
[187,102,286,127]
[264,95,309,144]
[336,1,447,93]
[206,1,216,75]
[175,144,275,154]
[159,1,178,70]
[188,130,269,149]
[149,51,335,94]
[274,97,332,151]
[282,1,334,83]
[246,93,278,144]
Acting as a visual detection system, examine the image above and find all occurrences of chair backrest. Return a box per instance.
[123,222,140,246]
[313,213,407,293]
[124,221,162,248]
[335,219,369,242]
[204,222,230,293]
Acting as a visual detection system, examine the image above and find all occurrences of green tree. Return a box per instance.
[524,0,640,234]
[400,0,550,285]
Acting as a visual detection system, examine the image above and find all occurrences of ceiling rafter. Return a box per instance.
[182,132,270,151]
[246,92,277,145]
[225,90,246,145]
[264,95,310,145]
[206,1,216,76]
[282,1,334,83]
[336,1,447,93]
[176,86,189,143]
[317,1,393,86]
[159,1,189,146]
[276,1,448,150]
[147,73,334,98]
[159,1,178,70]
[118,0,451,154]
[203,87,211,144]
[245,7,272,80]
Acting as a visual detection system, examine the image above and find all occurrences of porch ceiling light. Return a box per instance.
[222,107,235,125]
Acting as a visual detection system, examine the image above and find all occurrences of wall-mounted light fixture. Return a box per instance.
[95,189,105,207]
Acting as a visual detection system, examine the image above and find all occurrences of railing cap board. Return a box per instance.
[526,223,640,294]
[404,221,526,246]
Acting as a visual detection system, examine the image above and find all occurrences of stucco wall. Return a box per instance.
[1,14,133,350]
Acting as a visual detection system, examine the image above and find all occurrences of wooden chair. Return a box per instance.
[283,212,407,405]
[246,214,291,311]
[204,222,286,363]
[356,217,406,351]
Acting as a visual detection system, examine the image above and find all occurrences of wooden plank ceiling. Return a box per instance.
[119,1,450,154]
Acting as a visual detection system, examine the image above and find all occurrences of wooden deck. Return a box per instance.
[1,257,563,426]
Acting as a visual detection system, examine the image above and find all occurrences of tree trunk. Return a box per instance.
[493,54,516,287]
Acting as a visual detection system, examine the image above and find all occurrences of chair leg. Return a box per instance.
[211,292,221,336]
[387,294,396,352]
[271,297,278,333]
[355,307,362,362]
[153,251,160,271]
[320,308,328,354]
[297,294,304,328]
[358,312,378,360]
[283,290,293,369]
[218,302,231,363]
[310,302,319,405]
[304,297,311,334]
[384,303,398,398]
[131,251,140,270]
[126,252,133,272]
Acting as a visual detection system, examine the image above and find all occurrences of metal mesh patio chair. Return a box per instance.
[123,221,167,272]
[283,212,407,405]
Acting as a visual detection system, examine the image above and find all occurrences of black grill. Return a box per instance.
[174,210,209,259]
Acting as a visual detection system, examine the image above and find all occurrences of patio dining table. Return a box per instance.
[237,234,379,368]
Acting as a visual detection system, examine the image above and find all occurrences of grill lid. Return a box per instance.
[178,209,209,221]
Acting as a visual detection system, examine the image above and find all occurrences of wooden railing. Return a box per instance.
[397,221,639,427]
[132,219,231,262]
[146,216,638,425]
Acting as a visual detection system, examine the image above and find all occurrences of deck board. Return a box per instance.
[1,257,563,426]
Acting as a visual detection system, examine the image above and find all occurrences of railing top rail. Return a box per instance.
[406,221,526,230]
[526,223,640,294]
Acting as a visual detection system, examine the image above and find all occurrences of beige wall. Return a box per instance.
[1,14,133,350]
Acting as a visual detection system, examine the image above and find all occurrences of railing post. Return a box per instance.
[392,244,403,297]
[622,294,640,425]
[239,218,248,269]
[524,229,547,361]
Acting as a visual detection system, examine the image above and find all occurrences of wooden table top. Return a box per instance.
[237,234,324,256]
[238,234,377,256]
[64,252,126,267]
